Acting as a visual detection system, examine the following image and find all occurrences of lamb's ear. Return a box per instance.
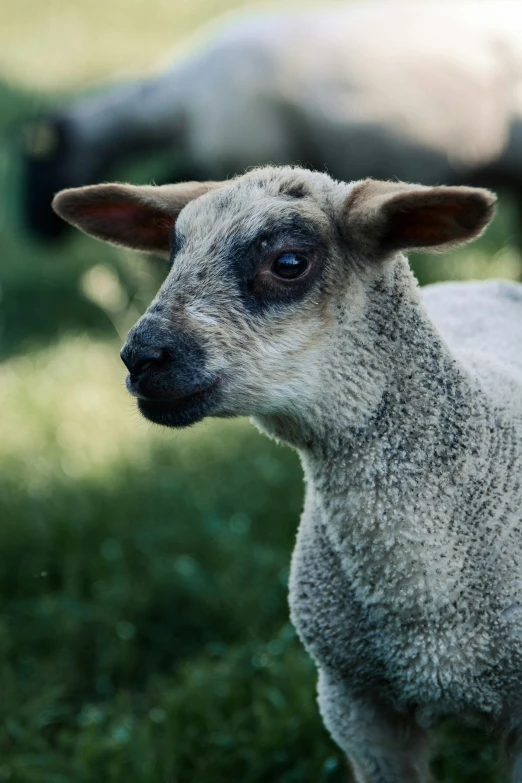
[343,179,497,259]
[52,181,224,256]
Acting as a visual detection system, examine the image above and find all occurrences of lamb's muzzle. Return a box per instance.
[120,314,221,428]
[52,166,522,783]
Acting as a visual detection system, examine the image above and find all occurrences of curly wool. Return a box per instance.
[287,271,522,773]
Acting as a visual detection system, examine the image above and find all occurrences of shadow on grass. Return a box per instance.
[0,419,507,782]
[0,423,349,782]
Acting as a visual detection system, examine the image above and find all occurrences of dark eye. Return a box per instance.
[271,252,309,280]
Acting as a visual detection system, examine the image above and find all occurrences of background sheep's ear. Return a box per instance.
[343,179,497,259]
[52,181,223,256]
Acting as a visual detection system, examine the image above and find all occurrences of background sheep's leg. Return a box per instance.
[317,669,433,783]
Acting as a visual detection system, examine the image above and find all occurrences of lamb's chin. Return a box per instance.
[137,384,221,428]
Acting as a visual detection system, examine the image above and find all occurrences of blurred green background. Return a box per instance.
[0,1,521,781]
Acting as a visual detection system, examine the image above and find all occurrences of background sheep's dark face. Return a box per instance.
[21,115,104,240]
[52,165,497,429]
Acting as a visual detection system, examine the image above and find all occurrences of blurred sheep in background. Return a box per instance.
[22,0,522,241]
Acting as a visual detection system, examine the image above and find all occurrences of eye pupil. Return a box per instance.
[272,252,309,280]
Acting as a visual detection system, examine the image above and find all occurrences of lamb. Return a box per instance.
[25,0,522,241]
[52,165,522,782]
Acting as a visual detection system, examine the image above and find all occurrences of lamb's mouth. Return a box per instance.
[137,379,221,428]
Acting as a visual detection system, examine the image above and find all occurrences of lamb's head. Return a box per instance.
[52,166,496,432]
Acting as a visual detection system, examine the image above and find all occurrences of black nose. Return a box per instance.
[120,345,168,376]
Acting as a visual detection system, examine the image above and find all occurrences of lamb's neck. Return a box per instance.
[261,257,473,456]
[261,259,483,516]
[293,262,488,611]
[303,321,476,496]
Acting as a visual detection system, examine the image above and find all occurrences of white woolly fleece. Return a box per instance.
[288,274,522,780]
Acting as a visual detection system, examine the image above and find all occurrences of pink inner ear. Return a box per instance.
[79,200,174,251]
[390,203,469,246]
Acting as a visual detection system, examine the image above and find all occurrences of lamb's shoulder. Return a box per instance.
[290,496,516,722]
[422,279,522,387]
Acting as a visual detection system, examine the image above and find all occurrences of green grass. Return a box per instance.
[0,8,522,779]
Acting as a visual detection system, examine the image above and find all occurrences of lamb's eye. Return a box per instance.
[271,252,309,280]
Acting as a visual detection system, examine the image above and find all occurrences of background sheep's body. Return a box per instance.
[24,0,522,239]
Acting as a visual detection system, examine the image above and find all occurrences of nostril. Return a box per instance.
[135,357,156,374]
[120,346,168,376]
[133,348,168,376]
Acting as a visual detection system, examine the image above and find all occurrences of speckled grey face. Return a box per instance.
[125,175,337,427]
[52,165,496,429]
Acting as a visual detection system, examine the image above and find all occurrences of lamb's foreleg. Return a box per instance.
[317,669,433,783]
[505,725,522,783]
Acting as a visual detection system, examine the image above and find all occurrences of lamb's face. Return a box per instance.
[122,172,351,428]
[52,166,496,429]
